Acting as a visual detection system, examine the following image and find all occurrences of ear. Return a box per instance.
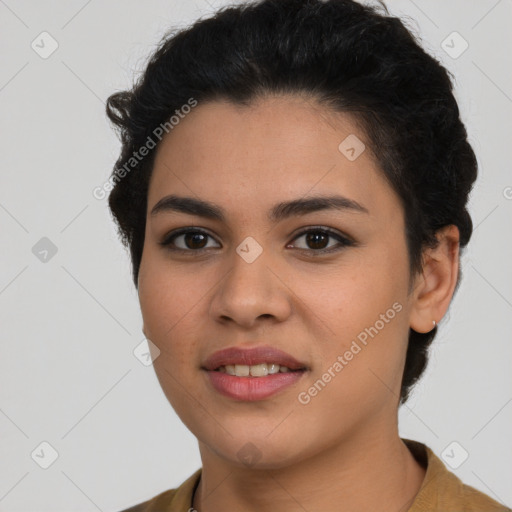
[409,225,460,333]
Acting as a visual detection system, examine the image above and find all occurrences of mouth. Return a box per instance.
[202,344,309,373]
[201,345,309,401]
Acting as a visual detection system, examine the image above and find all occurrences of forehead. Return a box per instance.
[148,95,400,222]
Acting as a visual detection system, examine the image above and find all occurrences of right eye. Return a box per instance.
[159,228,221,253]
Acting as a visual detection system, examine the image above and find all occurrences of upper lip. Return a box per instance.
[202,345,309,371]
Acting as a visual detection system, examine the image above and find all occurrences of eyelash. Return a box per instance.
[159,226,355,256]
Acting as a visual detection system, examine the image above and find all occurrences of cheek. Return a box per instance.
[138,255,200,364]
[300,247,407,332]
[138,262,203,415]
[297,242,409,393]
[139,246,203,327]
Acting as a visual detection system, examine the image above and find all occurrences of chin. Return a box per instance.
[198,430,307,470]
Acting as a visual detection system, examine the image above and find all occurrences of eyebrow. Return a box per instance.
[150,194,369,222]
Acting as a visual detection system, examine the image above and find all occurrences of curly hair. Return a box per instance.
[105,0,478,403]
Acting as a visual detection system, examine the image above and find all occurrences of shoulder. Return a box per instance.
[117,468,202,512]
[454,482,511,512]
[404,439,511,512]
[118,488,177,512]
[433,466,510,511]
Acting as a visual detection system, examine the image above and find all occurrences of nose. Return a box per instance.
[209,247,292,329]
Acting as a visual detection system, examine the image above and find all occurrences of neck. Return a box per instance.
[192,423,426,512]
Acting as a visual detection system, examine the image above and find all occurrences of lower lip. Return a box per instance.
[204,370,306,401]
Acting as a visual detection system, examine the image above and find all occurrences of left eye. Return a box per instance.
[288,227,354,253]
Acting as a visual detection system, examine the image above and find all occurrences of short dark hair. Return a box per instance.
[105,0,478,403]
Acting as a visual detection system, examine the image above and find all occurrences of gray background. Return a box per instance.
[0,0,511,510]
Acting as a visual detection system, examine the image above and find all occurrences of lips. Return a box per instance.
[202,345,309,372]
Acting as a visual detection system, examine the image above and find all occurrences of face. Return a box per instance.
[138,95,416,469]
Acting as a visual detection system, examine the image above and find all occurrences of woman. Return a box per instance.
[107,0,509,510]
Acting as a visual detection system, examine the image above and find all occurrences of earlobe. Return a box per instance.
[409,225,460,333]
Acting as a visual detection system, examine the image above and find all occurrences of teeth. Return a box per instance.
[268,363,281,374]
[235,364,250,377]
[218,363,297,377]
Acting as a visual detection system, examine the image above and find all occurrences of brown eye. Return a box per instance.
[182,232,208,249]
[287,227,354,254]
[160,228,220,252]
[304,231,329,250]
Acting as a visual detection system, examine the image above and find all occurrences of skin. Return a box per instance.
[137,94,460,512]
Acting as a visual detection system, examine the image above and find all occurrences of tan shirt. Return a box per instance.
[120,439,510,511]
